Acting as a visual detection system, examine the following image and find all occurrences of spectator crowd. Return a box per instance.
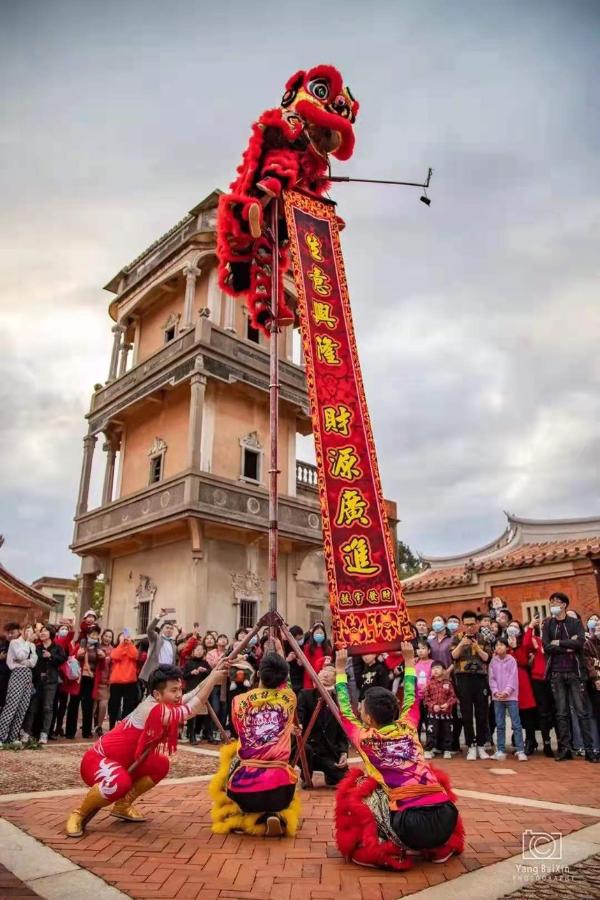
[1,592,599,768]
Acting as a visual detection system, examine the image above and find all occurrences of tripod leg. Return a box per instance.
[206,700,229,743]
[294,710,314,788]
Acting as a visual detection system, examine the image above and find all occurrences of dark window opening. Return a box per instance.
[149,455,163,484]
[164,326,176,344]
[239,599,257,629]
[52,594,66,615]
[243,447,260,481]
[246,319,260,344]
[137,600,150,634]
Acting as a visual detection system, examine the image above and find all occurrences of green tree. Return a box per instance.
[397,541,426,578]
[68,575,105,618]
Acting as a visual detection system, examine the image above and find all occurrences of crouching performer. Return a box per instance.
[66,662,226,836]
[209,651,301,837]
[334,642,465,870]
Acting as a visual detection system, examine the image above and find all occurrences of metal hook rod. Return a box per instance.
[324,167,433,189]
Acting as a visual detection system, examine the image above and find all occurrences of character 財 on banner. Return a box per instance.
[216,65,358,334]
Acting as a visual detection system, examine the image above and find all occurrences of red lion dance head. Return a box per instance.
[216,65,358,334]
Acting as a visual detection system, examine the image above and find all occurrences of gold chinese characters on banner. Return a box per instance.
[284,190,412,654]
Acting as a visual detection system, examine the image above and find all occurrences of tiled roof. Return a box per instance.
[0,564,57,609]
[403,536,600,593]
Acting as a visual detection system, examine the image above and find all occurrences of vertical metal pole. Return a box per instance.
[268,200,280,638]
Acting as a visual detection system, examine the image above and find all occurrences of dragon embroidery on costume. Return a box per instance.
[216,65,359,334]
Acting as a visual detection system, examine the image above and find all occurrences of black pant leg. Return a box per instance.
[532,679,553,743]
[424,715,436,751]
[473,675,489,746]
[440,718,453,751]
[108,684,121,729]
[550,674,570,752]
[122,682,139,718]
[567,674,594,752]
[41,683,57,735]
[454,676,475,746]
[65,693,80,738]
[80,676,94,737]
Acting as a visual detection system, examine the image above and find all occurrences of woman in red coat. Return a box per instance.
[522,615,555,757]
[301,623,334,690]
[507,620,537,755]
[50,621,79,739]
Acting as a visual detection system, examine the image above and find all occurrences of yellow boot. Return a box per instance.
[66,784,111,837]
[110,775,155,822]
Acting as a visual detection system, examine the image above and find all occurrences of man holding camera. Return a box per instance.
[450,610,492,759]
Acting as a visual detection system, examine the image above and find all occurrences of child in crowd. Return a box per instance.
[356,653,392,700]
[415,640,433,743]
[209,651,301,838]
[334,642,465,870]
[182,644,212,743]
[423,661,456,759]
[488,638,527,761]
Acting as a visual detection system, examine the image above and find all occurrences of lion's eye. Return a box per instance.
[308,78,329,101]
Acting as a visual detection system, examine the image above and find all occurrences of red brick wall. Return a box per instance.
[406,569,600,625]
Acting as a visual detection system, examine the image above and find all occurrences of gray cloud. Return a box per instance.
[1,0,599,579]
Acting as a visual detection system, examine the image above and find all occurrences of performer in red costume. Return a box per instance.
[334,643,465,870]
[217,64,359,334]
[65,661,227,837]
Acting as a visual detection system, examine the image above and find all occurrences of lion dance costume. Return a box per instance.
[334,666,465,869]
[65,689,196,837]
[209,683,301,837]
[217,64,358,334]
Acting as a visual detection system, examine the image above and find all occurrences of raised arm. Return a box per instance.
[335,648,364,746]
[398,641,419,726]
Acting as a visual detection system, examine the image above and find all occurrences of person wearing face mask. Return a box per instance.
[428,617,453,669]
[506,621,537,755]
[302,623,333,690]
[522,614,555,757]
[542,592,598,762]
[297,665,349,786]
[444,615,463,752]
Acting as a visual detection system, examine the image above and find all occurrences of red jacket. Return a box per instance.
[55,630,80,696]
[179,636,199,666]
[522,627,547,681]
[302,643,332,689]
[509,641,536,709]
[423,676,457,713]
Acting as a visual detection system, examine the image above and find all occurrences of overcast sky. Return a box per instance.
[1,0,599,582]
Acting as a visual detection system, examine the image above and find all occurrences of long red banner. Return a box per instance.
[284,190,412,654]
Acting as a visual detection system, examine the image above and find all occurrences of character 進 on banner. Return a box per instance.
[216,65,358,334]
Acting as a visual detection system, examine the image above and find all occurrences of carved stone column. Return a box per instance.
[106,323,125,383]
[101,435,119,506]
[224,294,236,332]
[207,267,222,323]
[117,341,132,377]
[182,265,201,329]
[187,358,207,470]
[76,434,97,516]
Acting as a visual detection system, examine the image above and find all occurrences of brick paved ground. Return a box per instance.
[0,862,40,898]
[1,754,599,899]
[0,743,217,794]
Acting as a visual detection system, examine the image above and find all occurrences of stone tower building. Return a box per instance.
[70,190,333,635]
